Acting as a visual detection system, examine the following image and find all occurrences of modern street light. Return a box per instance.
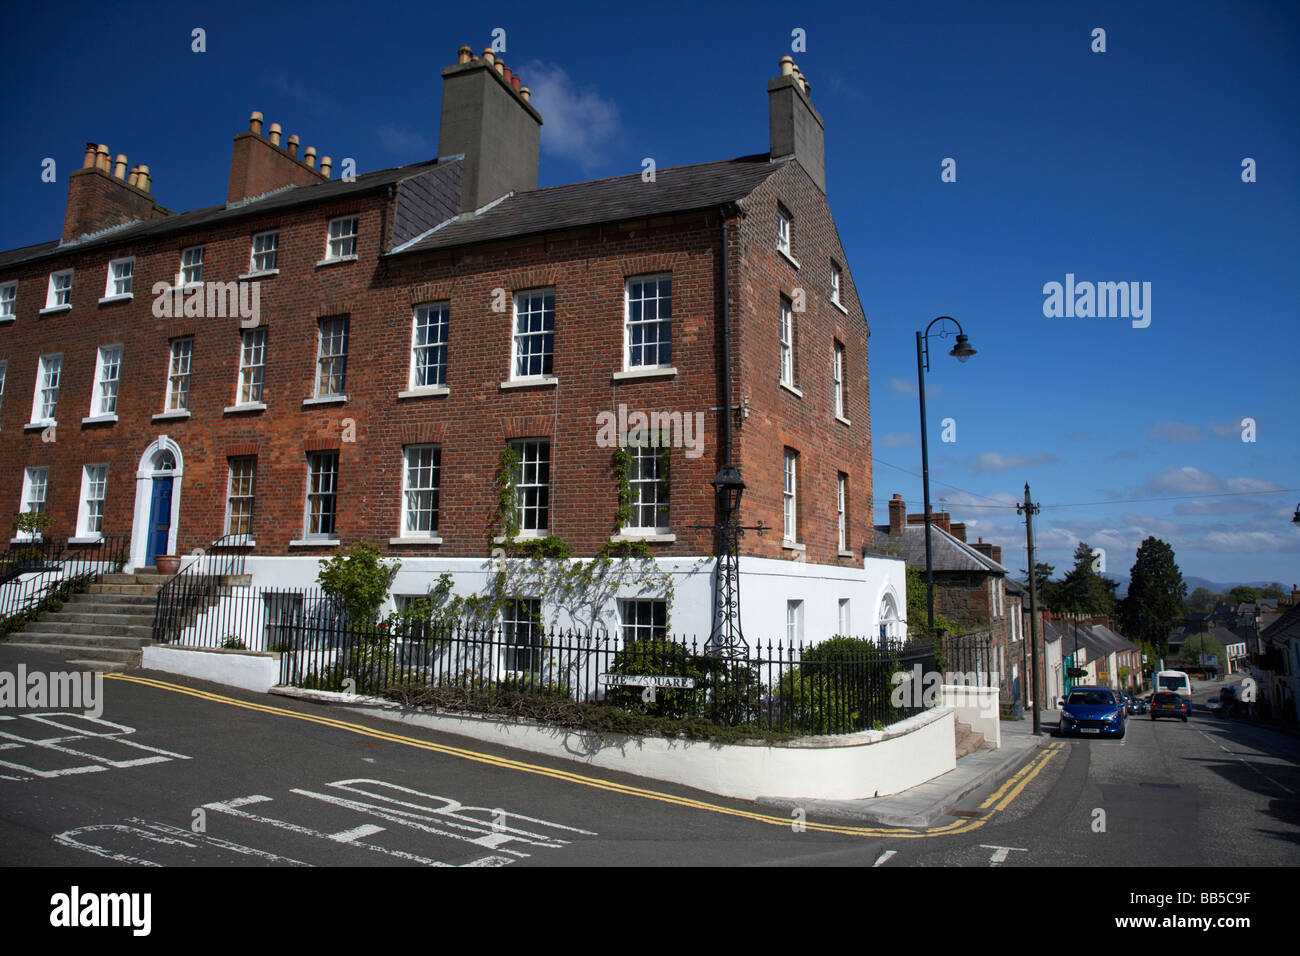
[915,316,977,635]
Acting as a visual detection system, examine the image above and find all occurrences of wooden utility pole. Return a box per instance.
[1018,483,1043,735]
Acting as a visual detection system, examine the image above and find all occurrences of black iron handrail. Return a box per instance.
[0,532,129,628]
[152,534,250,644]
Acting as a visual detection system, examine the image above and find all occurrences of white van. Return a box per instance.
[1156,670,1193,698]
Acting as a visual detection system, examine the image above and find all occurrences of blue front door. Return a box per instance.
[147,477,173,565]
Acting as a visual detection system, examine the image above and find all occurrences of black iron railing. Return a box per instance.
[0,532,129,630]
[151,535,250,644]
[941,629,995,685]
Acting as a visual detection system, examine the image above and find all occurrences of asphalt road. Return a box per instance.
[2,644,1297,868]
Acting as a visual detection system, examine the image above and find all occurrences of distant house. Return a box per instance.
[1258,603,1300,722]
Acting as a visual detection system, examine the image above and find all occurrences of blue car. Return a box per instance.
[1057,686,1126,739]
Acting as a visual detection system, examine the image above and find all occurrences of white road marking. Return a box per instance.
[1198,730,1295,796]
[873,849,897,867]
[0,714,190,780]
[329,824,387,843]
[979,844,1027,866]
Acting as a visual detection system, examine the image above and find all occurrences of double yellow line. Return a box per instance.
[106,673,1062,839]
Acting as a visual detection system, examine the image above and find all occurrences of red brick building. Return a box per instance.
[0,48,904,644]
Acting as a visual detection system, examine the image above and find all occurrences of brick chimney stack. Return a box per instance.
[908,510,951,534]
[889,494,906,535]
[769,55,826,193]
[950,522,967,542]
[439,45,542,214]
[62,142,169,242]
[227,110,328,204]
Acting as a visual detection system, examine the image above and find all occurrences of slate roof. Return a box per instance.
[391,153,785,255]
[0,159,448,270]
[872,522,1008,575]
[1261,604,1300,644]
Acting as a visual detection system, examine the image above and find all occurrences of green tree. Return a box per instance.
[905,564,955,638]
[1058,541,1118,616]
[1228,585,1260,605]
[317,544,400,626]
[1259,582,1287,600]
[1116,537,1188,652]
[1180,632,1225,671]
[1186,586,1220,613]
[1019,561,1058,606]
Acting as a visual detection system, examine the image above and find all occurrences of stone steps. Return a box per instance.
[955,720,993,759]
[9,571,166,669]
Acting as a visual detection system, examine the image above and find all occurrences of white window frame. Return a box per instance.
[226,457,256,538]
[837,472,848,552]
[0,360,7,414]
[30,353,62,425]
[838,598,850,637]
[624,275,673,370]
[179,246,204,287]
[90,344,122,417]
[76,464,109,538]
[833,342,846,419]
[409,303,449,390]
[304,451,339,539]
[401,444,442,538]
[786,599,804,644]
[250,231,279,273]
[326,216,359,260]
[237,328,266,405]
[620,598,668,643]
[19,467,50,537]
[830,262,842,304]
[165,339,193,412]
[624,436,669,533]
[501,598,542,674]
[782,449,798,542]
[0,281,18,320]
[511,290,555,381]
[45,270,73,309]
[511,439,550,536]
[315,317,349,397]
[104,257,134,299]
[777,207,792,256]
[780,297,794,387]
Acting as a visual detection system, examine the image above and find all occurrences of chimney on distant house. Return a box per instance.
[62,142,169,241]
[950,522,967,542]
[908,510,951,534]
[769,55,826,193]
[889,494,906,535]
[227,111,329,204]
[439,45,543,214]
[970,537,1004,566]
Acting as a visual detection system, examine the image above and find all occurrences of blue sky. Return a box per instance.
[3,0,1296,587]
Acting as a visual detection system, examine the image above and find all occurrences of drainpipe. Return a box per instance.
[719,205,733,466]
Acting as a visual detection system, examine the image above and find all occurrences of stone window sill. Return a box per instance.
[835,414,852,427]
[389,536,443,545]
[612,367,678,382]
[152,410,191,422]
[780,381,803,399]
[777,247,800,270]
[397,386,449,400]
[315,255,358,269]
[500,377,558,390]
[39,305,72,315]
[224,402,267,414]
[68,535,104,545]
[24,421,55,432]
[609,532,676,543]
[98,294,133,305]
[239,270,279,281]
[82,414,119,425]
[302,395,348,407]
[782,540,807,552]
[838,549,855,558]
[833,299,849,316]
[289,538,340,547]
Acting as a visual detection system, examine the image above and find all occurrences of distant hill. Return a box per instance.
[1100,573,1280,601]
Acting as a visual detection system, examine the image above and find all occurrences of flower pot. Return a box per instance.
[155,555,182,575]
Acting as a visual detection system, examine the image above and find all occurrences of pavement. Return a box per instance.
[757,712,1058,828]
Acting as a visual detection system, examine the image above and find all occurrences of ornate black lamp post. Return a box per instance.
[702,465,764,658]
[915,316,977,635]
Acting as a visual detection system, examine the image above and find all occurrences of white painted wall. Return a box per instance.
[141,644,281,693]
[941,683,1001,748]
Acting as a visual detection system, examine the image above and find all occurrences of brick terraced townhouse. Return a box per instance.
[0,47,906,647]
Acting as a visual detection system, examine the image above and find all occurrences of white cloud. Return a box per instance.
[1146,420,1207,443]
[968,451,1060,474]
[517,61,620,172]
